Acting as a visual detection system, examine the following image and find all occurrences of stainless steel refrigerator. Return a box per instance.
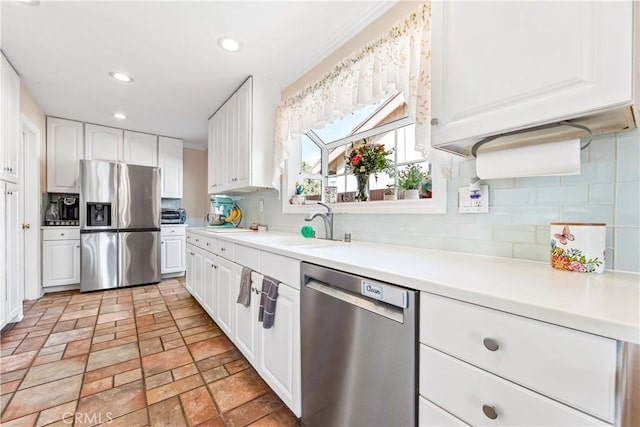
[80,160,161,292]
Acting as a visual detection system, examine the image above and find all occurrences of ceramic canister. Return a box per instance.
[550,222,606,273]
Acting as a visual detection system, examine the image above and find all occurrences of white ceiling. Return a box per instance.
[1,1,396,148]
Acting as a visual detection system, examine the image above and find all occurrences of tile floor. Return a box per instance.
[0,277,299,426]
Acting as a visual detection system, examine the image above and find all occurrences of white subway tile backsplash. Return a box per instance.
[561,205,614,225]
[616,131,640,182]
[589,183,615,205]
[615,182,640,227]
[236,130,639,272]
[493,224,536,243]
[513,243,548,262]
[491,188,536,206]
[536,185,589,205]
[614,227,640,272]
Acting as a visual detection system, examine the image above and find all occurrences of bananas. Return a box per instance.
[224,206,241,223]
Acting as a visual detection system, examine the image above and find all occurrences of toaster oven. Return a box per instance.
[161,208,186,224]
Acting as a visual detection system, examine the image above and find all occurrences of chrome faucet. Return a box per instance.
[305,202,333,240]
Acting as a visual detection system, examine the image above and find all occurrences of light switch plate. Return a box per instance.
[458,185,489,213]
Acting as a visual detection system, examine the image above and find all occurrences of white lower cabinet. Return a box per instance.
[419,397,468,427]
[160,226,186,275]
[214,256,238,337]
[3,182,22,326]
[419,292,616,426]
[185,231,301,417]
[42,228,80,287]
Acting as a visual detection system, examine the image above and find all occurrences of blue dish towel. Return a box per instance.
[258,275,279,329]
[236,267,253,307]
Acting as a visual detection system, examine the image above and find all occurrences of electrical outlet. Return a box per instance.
[259,199,264,212]
[458,185,489,213]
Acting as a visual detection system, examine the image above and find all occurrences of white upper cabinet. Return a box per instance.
[1,54,21,184]
[47,118,84,193]
[158,136,183,198]
[123,130,157,167]
[84,124,123,162]
[431,1,634,150]
[208,76,280,194]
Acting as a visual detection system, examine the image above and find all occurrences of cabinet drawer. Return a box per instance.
[215,240,235,260]
[420,345,607,427]
[420,293,616,422]
[236,244,260,271]
[161,226,186,237]
[260,251,300,289]
[42,228,80,241]
[192,234,214,252]
[419,397,468,427]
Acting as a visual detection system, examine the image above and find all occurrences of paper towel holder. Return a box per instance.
[471,121,593,158]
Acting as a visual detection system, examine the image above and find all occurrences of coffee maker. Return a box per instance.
[45,193,80,226]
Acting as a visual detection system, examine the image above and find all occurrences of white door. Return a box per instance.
[202,252,216,318]
[47,117,84,193]
[42,240,80,286]
[233,271,260,365]
[1,55,21,184]
[123,131,157,167]
[161,236,185,274]
[84,124,123,161]
[5,182,23,323]
[225,94,238,187]
[430,1,634,147]
[235,79,251,187]
[158,136,183,198]
[257,282,301,415]
[193,249,204,304]
[215,257,236,336]
[185,245,197,294]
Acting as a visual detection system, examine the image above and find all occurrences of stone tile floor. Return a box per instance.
[0,278,299,426]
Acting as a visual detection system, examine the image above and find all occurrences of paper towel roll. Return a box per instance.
[476,138,581,179]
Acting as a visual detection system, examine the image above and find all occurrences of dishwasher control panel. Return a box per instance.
[361,279,408,308]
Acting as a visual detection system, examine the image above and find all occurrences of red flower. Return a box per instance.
[551,256,570,270]
[351,154,362,165]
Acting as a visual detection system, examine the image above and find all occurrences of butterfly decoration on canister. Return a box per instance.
[553,226,575,245]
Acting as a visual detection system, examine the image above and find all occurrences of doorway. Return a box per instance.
[21,114,41,300]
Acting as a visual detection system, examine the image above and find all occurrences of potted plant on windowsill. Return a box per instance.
[398,164,429,200]
[384,184,397,201]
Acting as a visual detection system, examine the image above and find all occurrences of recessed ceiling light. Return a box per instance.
[113,113,127,120]
[217,37,242,52]
[109,72,134,83]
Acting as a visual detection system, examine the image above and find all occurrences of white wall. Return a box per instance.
[236,128,640,273]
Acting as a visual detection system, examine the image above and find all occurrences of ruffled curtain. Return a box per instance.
[272,2,432,191]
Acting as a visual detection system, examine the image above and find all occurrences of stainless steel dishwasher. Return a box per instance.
[301,262,418,427]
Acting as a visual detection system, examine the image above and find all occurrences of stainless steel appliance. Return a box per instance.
[80,160,161,292]
[300,262,418,427]
[161,208,186,224]
[44,193,79,226]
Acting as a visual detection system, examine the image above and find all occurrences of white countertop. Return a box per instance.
[187,227,640,344]
[161,224,188,227]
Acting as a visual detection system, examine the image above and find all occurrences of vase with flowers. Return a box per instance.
[345,139,392,202]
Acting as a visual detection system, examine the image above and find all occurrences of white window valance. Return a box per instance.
[272,2,432,190]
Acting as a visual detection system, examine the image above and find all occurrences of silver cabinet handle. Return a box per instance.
[161,241,165,244]
[171,229,175,233]
[482,404,498,420]
[195,238,199,242]
[211,264,215,268]
[431,118,439,126]
[60,233,65,237]
[190,252,195,255]
[214,265,218,269]
[250,286,260,295]
[75,245,80,248]
[483,337,499,351]
[220,247,226,252]
[206,242,210,246]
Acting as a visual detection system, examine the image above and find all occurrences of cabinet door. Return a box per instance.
[158,136,183,198]
[84,124,123,161]
[257,282,301,416]
[161,235,185,274]
[207,117,216,193]
[185,244,197,295]
[235,79,251,187]
[215,257,238,336]
[5,183,23,322]
[233,271,260,365]
[0,183,5,329]
[47,118,84,192]
[193,249,204,304]
[42,240,80,286]
[202,253,217,318]
[431,1,634,147]
[214,105,228,190]
[123,131,157,167]
[1,54,21,183]
[225,94,238,187]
